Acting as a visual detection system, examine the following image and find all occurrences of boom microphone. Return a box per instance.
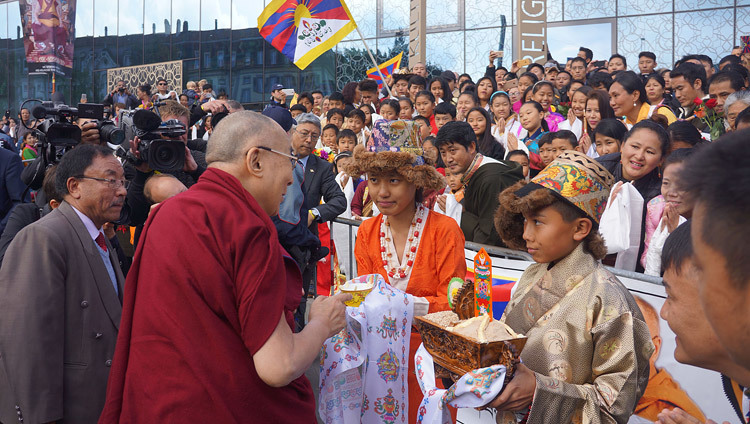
[31,105,47,120]
[132,109,162,132]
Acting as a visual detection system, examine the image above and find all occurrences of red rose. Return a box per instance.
[693,98,703,106]
[705,98,718,109]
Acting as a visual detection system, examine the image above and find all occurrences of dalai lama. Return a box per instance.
[99,111,350,422]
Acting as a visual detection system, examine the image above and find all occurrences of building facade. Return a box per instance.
[0,0,749,113]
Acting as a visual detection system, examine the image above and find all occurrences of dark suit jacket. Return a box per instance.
[302,154,346,227]
[0,201,124,424]
[0,147,29,234]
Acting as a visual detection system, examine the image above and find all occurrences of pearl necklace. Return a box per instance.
[380,204,428,280]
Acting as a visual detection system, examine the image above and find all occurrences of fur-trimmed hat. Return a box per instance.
[494,150,614,259]
[346,119,445,192]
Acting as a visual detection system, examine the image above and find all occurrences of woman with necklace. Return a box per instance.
[350,127,466,423]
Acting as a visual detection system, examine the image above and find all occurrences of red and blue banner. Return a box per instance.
[366,52,403,90]
[257,0,357,70]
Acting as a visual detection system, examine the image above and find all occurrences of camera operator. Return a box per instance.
[21,115,107,190]
[126,101,206,236]
[102,80,139,110]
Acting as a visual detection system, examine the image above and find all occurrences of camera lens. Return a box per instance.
[148,139,185,172]
[99,122,125,145]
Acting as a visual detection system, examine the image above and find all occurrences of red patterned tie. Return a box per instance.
[95,232,108,252]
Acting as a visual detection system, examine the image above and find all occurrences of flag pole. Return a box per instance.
[355,27,394,99]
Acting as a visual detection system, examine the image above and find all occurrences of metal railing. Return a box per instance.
[328,216,663,287]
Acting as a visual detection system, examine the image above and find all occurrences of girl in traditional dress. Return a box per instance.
[350,125,466,423]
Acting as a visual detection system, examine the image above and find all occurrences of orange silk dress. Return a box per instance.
[355,210,466,424]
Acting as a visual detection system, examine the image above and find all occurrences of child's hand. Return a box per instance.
[436,195,447,212]
[567,108,576,125]
[578,133,591,154]
[507,133,519,151]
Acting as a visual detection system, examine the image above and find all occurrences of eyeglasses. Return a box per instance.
[75,175,130,190]
[256,146,301,167]
[295,130,320,140]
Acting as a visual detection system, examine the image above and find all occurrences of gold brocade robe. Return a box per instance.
[500,244,653,423]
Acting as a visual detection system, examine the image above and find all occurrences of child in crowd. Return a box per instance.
[20,132,38,161]
[326,108,345,129]
[537,132,557,168]
[519,101,550,154]
[550,129,579,155]
[421,135,441,169]
[379,99,400,121]
[489,150,651,422]
[413,115,432,141]
[398,97,414,120]
[592,118,628,157]
[336,129,357,154]
[531,81,565,132]
[289,104,306,120]
[642,148,695,275]
[433,102,455,134]
[506,149,530,181]
[408,75,427,103]
[415,91,437,134]
[321,124,339,152]
[445,169,464,202]
[434,168,464,223]
[359,104,375,131]
[346,109,369,145]
[328,92,345,110]
[456,91,478,121]
[333,151,359,218]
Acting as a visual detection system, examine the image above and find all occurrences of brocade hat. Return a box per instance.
[347,119,445,192]
[516,150,615,224]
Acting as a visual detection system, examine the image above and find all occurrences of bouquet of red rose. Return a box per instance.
[554,102,571,117]
[693,97,723,141]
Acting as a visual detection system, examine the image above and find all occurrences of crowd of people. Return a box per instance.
[0,42,747,424]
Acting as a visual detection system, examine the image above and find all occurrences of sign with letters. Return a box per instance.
[516,0,547,65]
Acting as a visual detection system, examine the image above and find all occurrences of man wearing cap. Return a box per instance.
[487,150,651,422]
[269,83,287,108]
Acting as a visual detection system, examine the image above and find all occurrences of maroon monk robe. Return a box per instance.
[99,168,315,423]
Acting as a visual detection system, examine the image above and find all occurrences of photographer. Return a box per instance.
[102,80,139,110]
[126,102,206,235]
[21,116,106,190]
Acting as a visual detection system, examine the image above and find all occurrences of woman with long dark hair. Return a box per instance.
[429,77,452,104]
[466,107,506,161]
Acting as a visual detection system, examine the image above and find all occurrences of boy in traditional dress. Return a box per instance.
[489,150,652,423]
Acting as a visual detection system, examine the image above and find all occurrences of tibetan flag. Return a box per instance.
[366,52,403,89]
[742,35,750,54]
[258,0,357,70]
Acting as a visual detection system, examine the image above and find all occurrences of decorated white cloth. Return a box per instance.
[319,274,415,423]
[413,344,507,424]
[599,182,644,271]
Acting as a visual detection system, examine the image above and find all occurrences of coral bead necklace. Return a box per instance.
[380,204,428,280]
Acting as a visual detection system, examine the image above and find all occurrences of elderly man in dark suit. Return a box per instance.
[291,113,345,322]
[0,144,126,424]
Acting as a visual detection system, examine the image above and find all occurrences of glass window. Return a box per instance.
[564,0,616,20]
[144,0,171,63]
[343,0,375,41]
[617,14,673,71]
[0,4,8,110]
[93,0,117,69]
[674,10,733,61]
[118,0,144,66]
[618,0,670,16]
[380,0,408,33]
[426,31,464,74]
[201,0,230,31]
[426,0,460,28]
[465,27,511,79]
[548,22,613,62]
[466,0,509,30]
[232,1,263,30]
[76,0,94,37]
[9,0,22,40]
[172,0,199,59]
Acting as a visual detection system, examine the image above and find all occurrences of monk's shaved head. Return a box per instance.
[206,111,285,164]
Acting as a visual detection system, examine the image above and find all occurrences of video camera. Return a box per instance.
[31,102,124,147]
[118,109,186,173]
